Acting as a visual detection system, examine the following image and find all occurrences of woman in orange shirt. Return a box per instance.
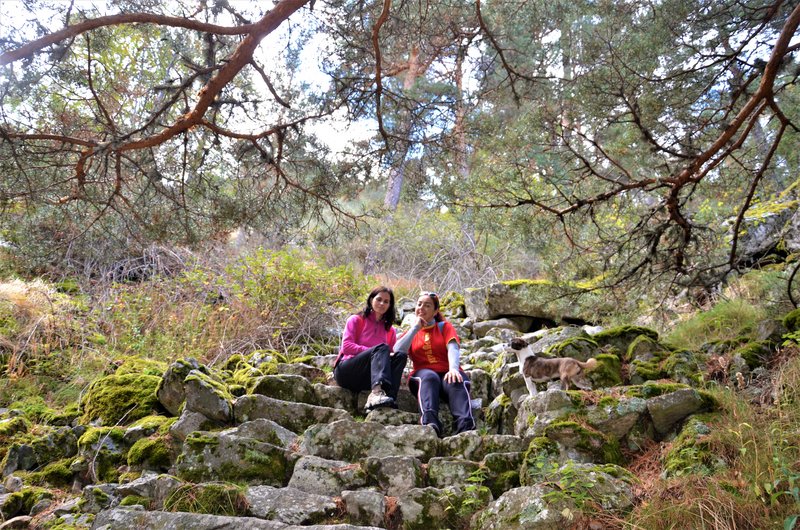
[393,292,475,437]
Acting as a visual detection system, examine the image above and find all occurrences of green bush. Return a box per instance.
[666,299,764,351]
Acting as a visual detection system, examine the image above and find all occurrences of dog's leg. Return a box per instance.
[524,375,538,396]
[560,376,571,391]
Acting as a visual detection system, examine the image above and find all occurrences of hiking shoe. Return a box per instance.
[365,390,393,411]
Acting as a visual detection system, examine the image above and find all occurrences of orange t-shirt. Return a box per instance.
[407,321,460,374]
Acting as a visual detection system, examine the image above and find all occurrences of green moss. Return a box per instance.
[27,458,75,487]
[501,278,555,288]
[595,326,659,341]
[625,382,691,399]
[630,359,666,381]
[626,334,669,362]
[120,495,150,507]
[114,357,168,377]
[544,336,598,360]
[127,435,173,470]
[0,486,52,519]
[732,341,771,369]
[44,403,81,426]
[184,371,234,402]
[129,414,176,434]
[7,396,56,423]
[0,416,30,440]
[663,417,723,478]
[520,436,560,486]
[229,365,263,387]
[782,308,800,332]
[544,420,622,465]
[164,482,249,516]
[591,353,623,387]
[77,426,127,482]
[184,432,221,450]
[81,373,162,426]
[662,349,704,385]
[78,426,126,448]
[222,354,247,371]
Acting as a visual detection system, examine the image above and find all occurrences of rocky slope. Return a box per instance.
[0,282,786,529]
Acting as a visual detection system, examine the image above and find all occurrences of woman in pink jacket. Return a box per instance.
[334,286,407,411]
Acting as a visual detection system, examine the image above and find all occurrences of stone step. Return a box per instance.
[91,507,384,529]
[234,394,351,434]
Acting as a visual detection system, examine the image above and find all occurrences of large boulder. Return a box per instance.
[299,420,440,463]
[175,428,297,486]
[156,359,205,416]
[363,456,423,496]
[92,507,288,529]
[183,370,233,423]
[646,388,708,436]
[464,281,592,323]
[288,455,367,496]
[245,485,338,525]
[233,395,350,434]
[81,374,162,426]
[476,464,634,530]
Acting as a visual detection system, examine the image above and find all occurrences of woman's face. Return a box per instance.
[371,291,392,318]
[415,295,437,322]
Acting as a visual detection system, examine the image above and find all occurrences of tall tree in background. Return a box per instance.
[0,0,798,292]
[458,0,800,292]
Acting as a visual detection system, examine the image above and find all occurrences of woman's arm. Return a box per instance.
[393,320,423,354]
[444,340,464,383]
[340,315,367,356]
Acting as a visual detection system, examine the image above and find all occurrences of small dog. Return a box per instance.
[508,338,598,394]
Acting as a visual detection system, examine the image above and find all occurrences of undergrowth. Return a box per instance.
[617,348,800,529]
[0,248,369,411]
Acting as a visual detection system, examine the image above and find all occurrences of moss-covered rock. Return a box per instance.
[127,434,174,471]
[662,349,704,385]
[543,336,599,361]
[782,308,800,332]
[156,358,207,416]
[590,353,623,388]
[163,482,249,516]
[77,426,128,483]
[662,416,726,478]
[0,486,53,519]
[519,436,560,486]
[543,420,623,465]
[119,495,150,507]
[175,430,297,485]
[441,291,467,319]
[81,373,162,426]
[731,341,772,369]
[114,357,168,377]
[593,326,659,354]
[248,374,316,404]
[0,416,30,441]
[183,370,233,423]
[26,458,75,487]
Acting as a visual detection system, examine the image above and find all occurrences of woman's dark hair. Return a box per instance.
[420,291,444,322]
[362,286,396,330]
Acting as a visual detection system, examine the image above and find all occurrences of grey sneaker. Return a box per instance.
[365,390,393,411]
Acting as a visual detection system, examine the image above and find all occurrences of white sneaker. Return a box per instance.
[365,390,393,411]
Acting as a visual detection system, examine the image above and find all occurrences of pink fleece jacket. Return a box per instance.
[338,313,397,362]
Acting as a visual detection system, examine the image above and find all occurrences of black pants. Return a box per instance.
[334,344,407,401]
[408,368,475,436]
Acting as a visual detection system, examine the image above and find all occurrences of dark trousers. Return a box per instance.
[334,344,407,401]
[408,368,475,436]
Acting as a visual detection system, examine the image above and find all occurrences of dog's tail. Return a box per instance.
[579,358,598,371]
